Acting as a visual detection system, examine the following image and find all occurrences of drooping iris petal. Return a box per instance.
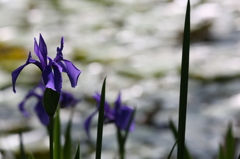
[58,60,81,88]
[42,65,55,91]
[18,81,78,126]
[19,100,30,117]
[115,106,135,131]
[84,109,98,138]
[12,53,42,93]
[34,100,50,125]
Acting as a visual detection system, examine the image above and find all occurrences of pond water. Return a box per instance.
[0,0,240,158]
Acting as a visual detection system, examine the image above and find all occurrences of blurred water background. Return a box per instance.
[0,0,240,158]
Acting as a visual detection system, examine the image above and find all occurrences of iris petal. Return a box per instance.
[60,91,79,108]
[115,106,135,131]
[42,66,55,91]
[39,34,48,64]
[93,93,113,117]
[58,60,81,88]
[114,92,121,113]
[19,99,30,117]
[34,100,50,125]
[52,63,63,93]
[12,53,42,93]
[34,38,47,68]
[84,109,98,138]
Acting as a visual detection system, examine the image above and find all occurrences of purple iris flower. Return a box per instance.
[19,82,79,125]
[84,92,135,138]
[12,34,81,93]
[60,91,80,108]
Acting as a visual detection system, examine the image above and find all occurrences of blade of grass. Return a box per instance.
[54,108,62,159]
[225,123,235,159]
[167,139,178,159]
[217,145,225,159]
[28,153,35,159]
[169,120,192,159]
[116,128,124,159]
[169,119,178,139]
[95,77,107,159]
[177,0,190,159]
[74,144,81,159]
[19,131,26,159]
[63,109,74,159]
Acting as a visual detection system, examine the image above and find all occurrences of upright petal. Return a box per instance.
[12,53,42,93]
[58,60,81,88]
[114,92,122,113]
[34,35,47,68]
[92,92,113,117]
[39,34,48,60]
[59,37,64,51]
[52,63,63,93]
[54,37,64,61]
[115,106,135,131]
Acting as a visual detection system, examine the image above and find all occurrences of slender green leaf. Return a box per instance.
[95,77,107,159]
[217,145,225,159]
[177,0,191,159]
[225,123,235,159]
[63,110,74,159]
[167,139,178,159]
[74,144,81,159]
[169,120,192,159]
[28,153,35,159]
[116,128,124,159]
[54,108,62,159]
[169,119,178,139]
[19,131,26,159]
[43,88,60,117]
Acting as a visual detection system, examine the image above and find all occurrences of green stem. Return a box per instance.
[116,128,124,159]
[50,116,54,159]
[19,131,26,159]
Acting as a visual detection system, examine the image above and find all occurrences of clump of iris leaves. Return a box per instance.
[7,0,239,159]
